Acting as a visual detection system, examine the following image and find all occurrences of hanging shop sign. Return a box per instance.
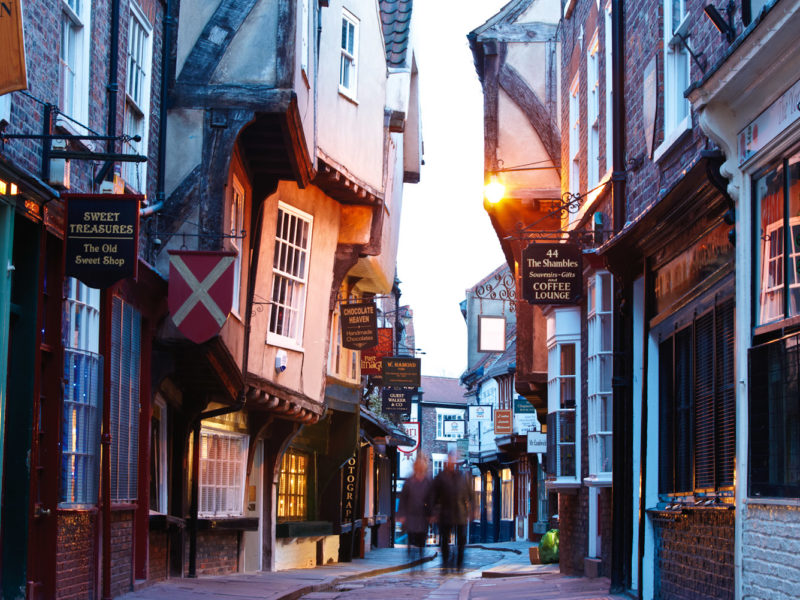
[0,0,27,95]
[341,301,378,350]
[342,454,359,523]
[521,243,582,304]
[494,409,513,435]
[381,357,421,387]
[469,405,492,422]
[444,419,465,438]
[64,194,141,289]
[398,422,420,454]
[361,327,393,375]
[381,387,414,415]
[527,431,547,453]
[168,250,237,344]
[514,396,539,434]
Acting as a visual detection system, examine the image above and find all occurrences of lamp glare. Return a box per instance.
[485,175,505,204]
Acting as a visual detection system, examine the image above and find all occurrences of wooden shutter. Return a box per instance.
[659,337,675,494]
[715,299,735,488]
[674,328,693,493]
[694,311,715,490]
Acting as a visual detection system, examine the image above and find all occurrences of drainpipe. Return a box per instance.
[609,0,630,594]
[140,0,174,218]
[101,2,121,597]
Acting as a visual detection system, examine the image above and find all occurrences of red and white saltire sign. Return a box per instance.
[168,250,237,344]
[398,422,420,454]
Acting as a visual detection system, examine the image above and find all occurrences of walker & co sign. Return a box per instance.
[522,243,582,304]
[382,387,414,415]
[64,194,141,289]
[340,301,378,350]
[381,357,421,387]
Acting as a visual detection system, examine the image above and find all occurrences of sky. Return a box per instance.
[396,0,511,379]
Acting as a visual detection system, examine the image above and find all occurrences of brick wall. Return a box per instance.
[599,487,612,577]
[110,510,134,597]
[184,530,239,576]
[148,530,169,582]
[56,510,97,600]
[742,504,800,600]
[558,490,588,575]
[651,508,734,600]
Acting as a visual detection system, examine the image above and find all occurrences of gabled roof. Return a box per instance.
[379,0,413,68]
[420,375,467,406]
[467,0,532,84]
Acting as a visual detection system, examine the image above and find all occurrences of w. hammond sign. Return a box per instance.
[521,243,582,304]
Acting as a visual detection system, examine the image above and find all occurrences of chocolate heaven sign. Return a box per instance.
[341,302,378,350]
[522,243,583,304]
[64,194,141,289]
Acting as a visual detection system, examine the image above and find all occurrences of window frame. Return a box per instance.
[661,0,691,143]
[587,33,601,189]
[435,407,466,441]
[267,202,313,350]
[277,448,309,521]
[229,175,245,317]
[198,428,249,518]
[60,278,102,507]
[569,73,581,205]
[327,289,361,383]
[501,468,514,520]
[587,272,613,482]
[339,9,359,99]
[604,2,613,174]
[545,307,581,485]
[59,0,92,125]
[121,4,153,192]
[150,396,168,514]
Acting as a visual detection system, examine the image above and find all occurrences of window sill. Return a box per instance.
[652,115,691,163]
[745,496,800,508]
[583,476,612,487]
[276,520,333,538]
[196,516,258,531]
[267,334,304,353]
[149,513,186,530]
[54,114,97,152]
[338,89,359,105]
[545,478,581,491]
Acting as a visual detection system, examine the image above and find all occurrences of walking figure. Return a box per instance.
[433,450,471,572]
[397,455,433,565]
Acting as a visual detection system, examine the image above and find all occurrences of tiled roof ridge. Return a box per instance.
[379,0,413,67]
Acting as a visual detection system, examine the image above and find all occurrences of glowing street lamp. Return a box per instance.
[484,174,505,204]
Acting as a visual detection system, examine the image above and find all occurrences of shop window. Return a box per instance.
[110,296,142,503]
[277,449,308,521]
[516,460,530,518]
[658,299,735,496]
[121,5,152,191]
[60,278,101,505]
[749,331,800,498]
[545,307,580,483]
[587,34,600,189]
[501,468,513,520]
[268,203,312,348]
[755,153,800,325]
[339,9,358,98]
[587,272,613,479]
[59,0,91,124]
[432,453,446,478]
[199,429,248,517]
[485,473,494,523]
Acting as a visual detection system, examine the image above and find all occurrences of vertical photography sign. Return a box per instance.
[340,301,378,350]
[64,194,141,289]
[521,243,582,304]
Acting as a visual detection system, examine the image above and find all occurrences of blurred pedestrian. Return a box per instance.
[397,454,433,564]
[433,450,471,572]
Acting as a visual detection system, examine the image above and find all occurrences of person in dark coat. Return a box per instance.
[397,455,433,563]
[433,450,471,572]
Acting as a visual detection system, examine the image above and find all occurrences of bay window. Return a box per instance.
[587,272,613,480]
[277,449,308,521]
[199,429,248,517]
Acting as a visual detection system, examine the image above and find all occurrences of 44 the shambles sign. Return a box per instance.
[64,194,141,289]
[341,301,378,350]
[522,243,582,304]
